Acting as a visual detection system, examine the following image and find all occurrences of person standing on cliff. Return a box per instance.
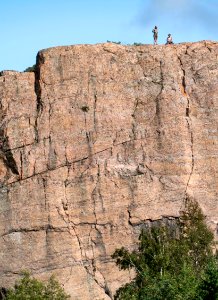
[152,26,158,45]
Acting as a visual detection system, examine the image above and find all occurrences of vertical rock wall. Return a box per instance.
[0,41,217,299]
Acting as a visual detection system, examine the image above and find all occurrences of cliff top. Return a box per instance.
[1,40,217,74]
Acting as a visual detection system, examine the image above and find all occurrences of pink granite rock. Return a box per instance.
[0,41,217,299]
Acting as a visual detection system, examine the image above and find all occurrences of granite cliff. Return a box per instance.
[0,41,217,299]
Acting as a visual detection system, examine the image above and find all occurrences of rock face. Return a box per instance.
[0,41,217,299]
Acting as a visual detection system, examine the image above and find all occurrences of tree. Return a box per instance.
[112,199,218,300]
[24,64,36,72]
[180,199,214,271]
[5,272,70,300]
[198,258,218,300]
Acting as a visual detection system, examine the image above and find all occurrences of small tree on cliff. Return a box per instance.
[24,64,36,72]
[112,198,217,300]
[5,272,70,300]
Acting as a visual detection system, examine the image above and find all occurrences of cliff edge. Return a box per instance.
[0,41,218,299]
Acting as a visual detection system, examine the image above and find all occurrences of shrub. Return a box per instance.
[133,43,143,46]
[106,40,121,44]
[5,272,70,300]
[24,64,36,72]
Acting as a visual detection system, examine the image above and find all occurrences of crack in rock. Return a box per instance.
[177,53,195,199]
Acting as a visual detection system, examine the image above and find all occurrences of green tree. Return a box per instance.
[180,199,214,271]
[24,64,36,72]
[5,272,70,300]
[198,258,218,300]
[112,199,217,300]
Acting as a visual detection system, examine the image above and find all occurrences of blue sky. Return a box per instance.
[0,0,217,71]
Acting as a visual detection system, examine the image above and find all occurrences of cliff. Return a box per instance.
[0,41,217,299]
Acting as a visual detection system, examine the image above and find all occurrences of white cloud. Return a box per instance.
[137,0,218,32]
[152,0,190,10]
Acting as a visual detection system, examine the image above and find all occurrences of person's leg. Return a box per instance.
[154,36,157,45]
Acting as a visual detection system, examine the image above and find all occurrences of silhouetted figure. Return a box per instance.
[152,26,158,45]
[166,34,173,45]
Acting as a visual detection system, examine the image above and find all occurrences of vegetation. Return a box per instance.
[107,40,121,44]
[133,43,144,46]
[4,272,70,300]
[24,64,36,72]
[112,199,218,299]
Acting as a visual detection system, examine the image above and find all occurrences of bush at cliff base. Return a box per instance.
[5,272,70,300]
[112,198,218,300]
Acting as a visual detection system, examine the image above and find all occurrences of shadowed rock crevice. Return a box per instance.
[84,262,113,300]
[185,118,195,195]
[185,124,194,197]
[2,138,19,176]
[34,52,44,142]
[155,60,165,149]
[177,53,195,198]
[127,210,180,229]
[0,287,7,300]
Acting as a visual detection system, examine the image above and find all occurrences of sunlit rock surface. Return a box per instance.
[0,41,217,299]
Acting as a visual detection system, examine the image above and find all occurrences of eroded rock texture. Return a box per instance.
[0,41,218,299]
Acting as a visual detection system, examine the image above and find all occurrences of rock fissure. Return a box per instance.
[4,142,36,153]
[204,41,212,53]
[103,46,119,55]
[177,55,188,97]
[19,151,23,179]
[127,213,180,228]
[177,53,195,198]
[42,177,48,213]
[34,55,44,143]
[56,199,86,264]
[1,225,60,237]
[5,137,155,186]
[86,260,113,300]
[185,118,195,197]
[2,137,19,176]
[127,209,133,226]
[155,60,165,147]
[131,97,139,140]
[92,163,102,230]
[83,111,94,166]
[93,92,98,134]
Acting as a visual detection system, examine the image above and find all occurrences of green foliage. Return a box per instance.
[198,258,218,300]
[112,199,218,300]
[24,64,36,72]
[5,272,70,300]
[180,199,214,270]
[107,40,121,44]
[133,43,143,46]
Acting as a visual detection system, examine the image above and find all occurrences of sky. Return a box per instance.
[0,0,217,71]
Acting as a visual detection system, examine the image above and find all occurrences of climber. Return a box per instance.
[152,26,158,45]
[166,34,173,45]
